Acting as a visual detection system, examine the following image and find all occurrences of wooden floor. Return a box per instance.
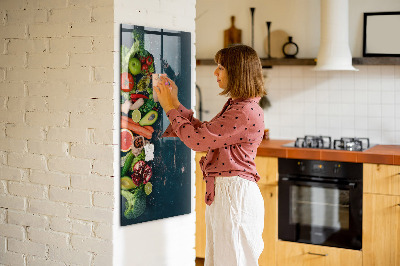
[195,257,204,266]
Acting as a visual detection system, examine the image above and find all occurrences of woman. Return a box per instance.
[155,44,266,266]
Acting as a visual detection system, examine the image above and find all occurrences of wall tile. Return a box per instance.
[355,104,368,117]
[381,65,395,77]
[341,103,355,116]
[341,117,355,129]
[316,115,329,128]
[368,117,381,131]
[382,117,396,131]
[196,65,400,144]
[316,89,329,103]
[367,104,382,118]
[382,104,395,118]
[382,90,395,104]
[354,116,368,130]
[367,129,382,143]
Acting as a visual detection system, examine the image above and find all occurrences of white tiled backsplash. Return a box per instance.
[196,65,400,145]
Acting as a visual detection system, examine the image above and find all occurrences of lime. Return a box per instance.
[144,182,152,195]
[131,109,141,123]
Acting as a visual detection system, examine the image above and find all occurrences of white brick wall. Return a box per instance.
[0,0,114,265]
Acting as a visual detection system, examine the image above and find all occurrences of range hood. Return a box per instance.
[314,0,358,71]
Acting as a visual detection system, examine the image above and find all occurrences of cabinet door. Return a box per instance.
[259,185,278,266]
[255,156,278,186]
[364,164,400,196]
[195,152,207,258]
[363,193,400,266]
[277,241,362,266]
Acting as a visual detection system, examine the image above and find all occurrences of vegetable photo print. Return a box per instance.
[120,25,192,226]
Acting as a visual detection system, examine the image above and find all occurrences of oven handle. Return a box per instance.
[280,177,357,189]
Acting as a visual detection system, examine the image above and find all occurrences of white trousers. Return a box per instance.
[205,176,264,266]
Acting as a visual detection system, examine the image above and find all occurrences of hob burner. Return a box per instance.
[333,137,370,151]
[295,135,331,149]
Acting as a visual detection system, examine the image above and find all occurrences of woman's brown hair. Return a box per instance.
[214,44,266,99]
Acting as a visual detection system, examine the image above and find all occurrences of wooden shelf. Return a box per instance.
[196,57,400,67]
[352,57,400,65]
[260,58,316,67]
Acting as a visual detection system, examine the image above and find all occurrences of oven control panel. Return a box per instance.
[280,158,362,180]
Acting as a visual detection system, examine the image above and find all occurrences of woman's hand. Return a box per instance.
[160,76,180,109]
[154,77,175,114]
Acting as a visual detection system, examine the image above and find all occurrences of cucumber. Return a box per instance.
[121,152,134,177]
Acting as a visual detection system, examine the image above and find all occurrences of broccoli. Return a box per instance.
[139,98,157,114]
[121,188,146,219]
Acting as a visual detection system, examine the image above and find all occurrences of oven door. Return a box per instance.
[278,176,362,250]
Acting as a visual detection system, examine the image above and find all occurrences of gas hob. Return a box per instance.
[282,135,374,151]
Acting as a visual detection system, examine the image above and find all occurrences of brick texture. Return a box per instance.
[0,1,114,264]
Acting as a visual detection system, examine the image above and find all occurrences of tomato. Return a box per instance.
[146,56,153,65]
[141,64,148,71]
[139,56,146,64]
[121,72,134,92]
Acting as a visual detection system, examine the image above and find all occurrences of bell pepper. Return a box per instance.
[130,94,149,101]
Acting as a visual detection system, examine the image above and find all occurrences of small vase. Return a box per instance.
[282,36,299,58]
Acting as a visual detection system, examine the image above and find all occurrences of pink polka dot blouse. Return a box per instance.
[162,97,265,205]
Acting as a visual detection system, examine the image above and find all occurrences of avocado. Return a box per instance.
[121,176,136,190]
[139,110,158,126]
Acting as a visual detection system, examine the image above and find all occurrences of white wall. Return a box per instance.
[196,0,400,58]
[196,0,400,145]
[113,1,197,266]
[197,65,400,145]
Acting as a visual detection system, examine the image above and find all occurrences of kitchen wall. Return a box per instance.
[198,65,400,144]
[196,0,400,145]
[197,0,400,58]
[113,1,196,266]
[0,0,114,265]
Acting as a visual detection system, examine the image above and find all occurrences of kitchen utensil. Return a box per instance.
[250,7,255,48]
[224,16,242,48]
[266,21,272,58]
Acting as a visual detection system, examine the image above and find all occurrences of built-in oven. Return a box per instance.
[278,158,363,250]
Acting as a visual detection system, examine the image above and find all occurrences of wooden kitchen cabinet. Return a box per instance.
[259,184,278,266]
[363,193,400,266]
[364,163,400,196]
[276,241,362,266]
[363,164,400,266]
[195,152,207,258]
[255,156,278,186]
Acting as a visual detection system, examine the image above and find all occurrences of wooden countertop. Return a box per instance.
[256,139,400,165]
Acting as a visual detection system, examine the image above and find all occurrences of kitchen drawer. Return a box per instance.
[276,240,362,266]
[255,156,278,186]
[364,164,400,196]
[363,193,400,266]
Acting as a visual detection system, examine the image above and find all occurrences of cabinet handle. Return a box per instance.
[397,204,400,207]
[307,252,328,256]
